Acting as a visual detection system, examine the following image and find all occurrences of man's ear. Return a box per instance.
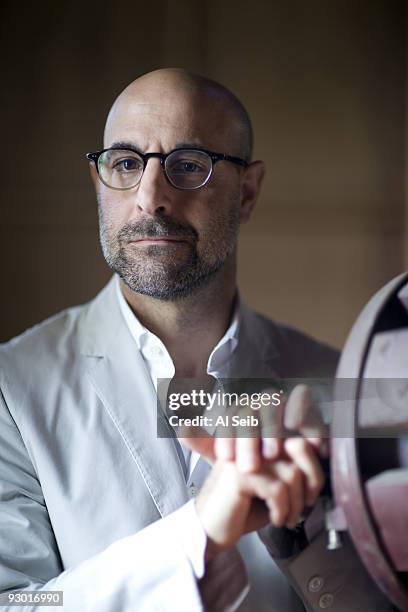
[239,160,265,223]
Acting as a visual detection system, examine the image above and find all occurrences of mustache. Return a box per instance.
[118,217,198,243]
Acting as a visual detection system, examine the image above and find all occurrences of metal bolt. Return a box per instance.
[308,576,324,592]
[327,528,343,550]
[319,593,334,609]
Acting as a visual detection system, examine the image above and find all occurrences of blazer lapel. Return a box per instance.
[78,277,189,518]
[229,300,283,381]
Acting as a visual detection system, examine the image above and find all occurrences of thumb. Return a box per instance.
[179,425,215,464]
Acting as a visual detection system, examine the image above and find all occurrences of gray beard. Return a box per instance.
[98,212,238,301]
[105,241,225,300]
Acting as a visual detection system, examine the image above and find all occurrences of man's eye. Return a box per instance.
[113,158,142,172]
[173,160,204,173]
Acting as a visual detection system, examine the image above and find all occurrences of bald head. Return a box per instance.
[104,68,253,161]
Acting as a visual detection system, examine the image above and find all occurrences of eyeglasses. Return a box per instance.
[86,146,248,191]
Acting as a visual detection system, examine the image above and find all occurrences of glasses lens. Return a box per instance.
[165,150,212,189]
[98,149,144,189]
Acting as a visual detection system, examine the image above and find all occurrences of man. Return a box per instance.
[0,68,337,610]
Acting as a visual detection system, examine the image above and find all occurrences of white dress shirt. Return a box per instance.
[115,274,240,487]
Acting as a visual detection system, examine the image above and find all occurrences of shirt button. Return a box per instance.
[319,593,334,608]
[188,485,199,499]
[308,576,324,592]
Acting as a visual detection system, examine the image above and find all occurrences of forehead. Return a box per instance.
[103,88,236,153]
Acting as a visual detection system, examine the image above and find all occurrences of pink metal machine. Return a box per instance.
[331,272,408,611]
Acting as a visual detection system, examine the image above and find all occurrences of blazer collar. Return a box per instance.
[78,276,121,358]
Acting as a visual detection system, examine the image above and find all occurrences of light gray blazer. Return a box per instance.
[2,276,374,612]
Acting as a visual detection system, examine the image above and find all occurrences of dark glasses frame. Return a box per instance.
[86,146,248,191]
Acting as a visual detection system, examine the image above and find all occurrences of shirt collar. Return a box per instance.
[207,296,240,375]
[114,274,241,375]
[115,274,151,351]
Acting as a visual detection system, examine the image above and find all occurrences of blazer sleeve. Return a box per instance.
[257,505,394,612]
[0,388,247,612]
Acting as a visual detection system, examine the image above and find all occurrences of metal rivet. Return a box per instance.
[319,593,334,609]
[308,576,324,592]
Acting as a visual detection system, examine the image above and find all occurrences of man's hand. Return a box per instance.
[184,441,310,562]
[214,384,329,470]
[195,459,304,561]
[181,431,321,561]
[207,384,327,507]
[179,384,327,558]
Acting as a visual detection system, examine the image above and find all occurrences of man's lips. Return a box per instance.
[128,237,190,245]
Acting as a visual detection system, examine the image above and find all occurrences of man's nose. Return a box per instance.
[134,158,173,216]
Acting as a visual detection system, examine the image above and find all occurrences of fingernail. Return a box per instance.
[237,454,258,473]
[216,444,234,461]
[262,438,278,459]
[271,510,283,527]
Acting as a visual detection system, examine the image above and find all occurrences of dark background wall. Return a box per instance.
[0,1,405,347]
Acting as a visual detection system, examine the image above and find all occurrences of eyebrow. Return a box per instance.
[107,140,206,153]
[173,140,204,149]
[108,141,143,153]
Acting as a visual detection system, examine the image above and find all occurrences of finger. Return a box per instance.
[272,461,304,528]
[305,436,330,458]
[226,403,261,473]
[235,436,262,473]
[214,398,237,461]
[264,481,290,527]
[284,385,317,429]
[214,436,235,461]
[214,396,239,461]
[284,437,325,506]
[244,472,290,527]
[262,437,284,461]
[284,385,329,456]
[179,425,215,464]
[259,389,286,460]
